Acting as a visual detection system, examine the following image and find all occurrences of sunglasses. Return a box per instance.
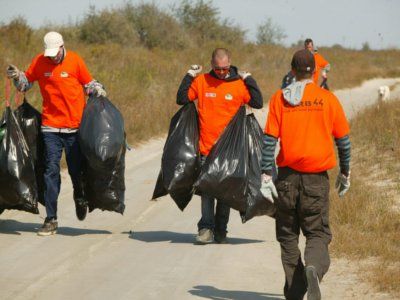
[213,66,230,71]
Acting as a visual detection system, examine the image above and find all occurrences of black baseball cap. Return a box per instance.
[291,49,315,73]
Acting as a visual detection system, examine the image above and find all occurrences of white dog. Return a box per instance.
[378,85,390,102]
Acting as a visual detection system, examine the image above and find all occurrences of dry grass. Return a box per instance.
[2,40,400,146]
[330,99,400,296]
[0,5,400,148]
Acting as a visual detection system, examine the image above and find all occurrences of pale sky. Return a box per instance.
[0,0,399,49]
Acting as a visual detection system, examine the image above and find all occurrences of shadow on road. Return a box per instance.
[128,230,264,245]
[188,285,284,300]
[0,219,112,236]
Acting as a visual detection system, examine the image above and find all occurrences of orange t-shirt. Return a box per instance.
[188,74,251,155]
[313,52,329,84]
[25,50,93,128]
[265,83,349,173]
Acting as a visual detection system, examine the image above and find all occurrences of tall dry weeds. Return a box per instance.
[330,99,400,296]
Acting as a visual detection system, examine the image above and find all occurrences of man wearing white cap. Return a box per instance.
[6,31,106,236]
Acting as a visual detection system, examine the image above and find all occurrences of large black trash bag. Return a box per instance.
[152,102,201,211]
[14,99,45,205]
[194,106,249,212]
[79,95,126,214]
[240,114,275,223]
[0,107,39,214]
[83,144,126,214]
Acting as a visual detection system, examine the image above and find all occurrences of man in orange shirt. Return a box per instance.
[261,49,351,300]
[6,31,106,236]
[305,38,330,87]
[177,48,263,244]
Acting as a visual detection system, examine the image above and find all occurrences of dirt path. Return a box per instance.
[1,78,399,300]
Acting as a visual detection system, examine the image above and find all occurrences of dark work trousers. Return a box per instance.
[275,167,332,300]
[43,132,84,220]
[197,156,230,233]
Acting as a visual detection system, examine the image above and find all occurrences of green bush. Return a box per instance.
[256,17,286,45]
[0,16,33,50]
[174,0,245,44]
[123,3,191,50]
[79,6,139,45]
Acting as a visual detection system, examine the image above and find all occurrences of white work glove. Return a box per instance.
[6,64,20,79]
[187,65,202,77]
[93,85,107,97]
[86,80,107,97]
[335,172,350,197]
[321,70,328,79]
[260,174,278,202]
[238,70,251,80]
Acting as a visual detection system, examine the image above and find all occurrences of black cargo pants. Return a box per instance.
[275,167,332,300]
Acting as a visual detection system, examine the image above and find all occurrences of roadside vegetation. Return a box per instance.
[1,1,399,144]
[330,97,400,297]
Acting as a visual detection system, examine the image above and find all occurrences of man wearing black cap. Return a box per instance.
[260,49,351,300]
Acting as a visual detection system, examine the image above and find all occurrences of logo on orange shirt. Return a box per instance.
[283,98,324,109]
[205,92,217,98]
[225,93,233,101]
[60,71,69,78]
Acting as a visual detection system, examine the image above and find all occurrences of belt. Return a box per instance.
[41,126,78,133]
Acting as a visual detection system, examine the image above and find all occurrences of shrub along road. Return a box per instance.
[0,78,399,300]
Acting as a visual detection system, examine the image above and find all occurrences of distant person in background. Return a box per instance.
[261,49,351,300]
[6,31,106,236]
[176,48,263,244]
[305,38,330,89]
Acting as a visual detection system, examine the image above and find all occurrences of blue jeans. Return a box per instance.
[43,132,83,220]
[197,156,230,233]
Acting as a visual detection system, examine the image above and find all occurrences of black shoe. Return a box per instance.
[214,231,227,244]
[305,266,321,300]
[74,196,88,221]
[37,219,58,236]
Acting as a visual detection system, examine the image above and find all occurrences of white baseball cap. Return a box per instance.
[44,32,64,57]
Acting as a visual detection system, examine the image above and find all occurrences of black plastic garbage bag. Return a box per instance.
[84,145,126,214]
[0,107,39,214]
[152,102,201,211]
[14,99,45,205]
[240,114,275,223]
[79,95,126,214]
[194,106,249,212]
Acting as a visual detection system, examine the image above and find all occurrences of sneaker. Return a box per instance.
[37,219,58,236]
[74,196,88,221]
[305,265,321,300]
[214,231,227,244]
[195,229,214,244]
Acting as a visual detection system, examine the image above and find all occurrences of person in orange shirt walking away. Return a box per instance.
[260,49,351,300]
[176,48,263,244]
[305,38,330,88]
[6,31,106,236]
